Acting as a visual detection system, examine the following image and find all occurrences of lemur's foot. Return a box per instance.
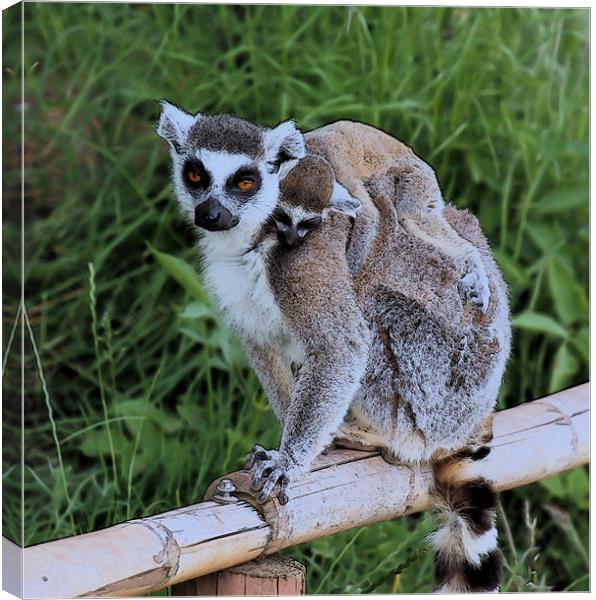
[381,447,403,466]
[244,444,291,504]
[459,267,490,313]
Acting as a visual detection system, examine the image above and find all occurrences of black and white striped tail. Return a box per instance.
[430,447,503,593]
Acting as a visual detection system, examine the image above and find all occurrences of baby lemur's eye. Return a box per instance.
[299,216,322,230]
[272,207,292,225]
[238,178,255,191]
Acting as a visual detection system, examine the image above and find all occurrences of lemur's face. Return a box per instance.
[157,102,305,233]
[272,204,323,248]
[273,155,361,248]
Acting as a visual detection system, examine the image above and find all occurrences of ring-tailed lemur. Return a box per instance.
[156,103,511,593]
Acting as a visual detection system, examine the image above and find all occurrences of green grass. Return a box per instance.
[2,4,588,593]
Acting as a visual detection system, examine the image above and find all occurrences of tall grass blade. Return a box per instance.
[24,305,76,533]
[88,262,120,495]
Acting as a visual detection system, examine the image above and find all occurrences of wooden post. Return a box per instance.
[171,554,306,596]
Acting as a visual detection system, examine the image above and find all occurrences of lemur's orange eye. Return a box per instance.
[238,178,254,191]
[187,170,201,183]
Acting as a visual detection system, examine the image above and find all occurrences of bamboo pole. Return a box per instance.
[24,500,271,598]
[21,384,588,598]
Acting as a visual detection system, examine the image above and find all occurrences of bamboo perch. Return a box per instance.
[21,384,589,598]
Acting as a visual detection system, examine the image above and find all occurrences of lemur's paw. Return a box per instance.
[244,445,291,504]
[459,268,490,313]
[243,443,269,469]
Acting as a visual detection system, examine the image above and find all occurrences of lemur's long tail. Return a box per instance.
[430,447,503,593]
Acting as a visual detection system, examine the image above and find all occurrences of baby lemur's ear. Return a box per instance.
[265,120,306,173]
[156,100,199,153]
[329,181,361,217]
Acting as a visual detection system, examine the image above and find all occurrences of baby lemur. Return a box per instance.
[271,155,361,247]
[273,155,490,314]
[157,106,511,593]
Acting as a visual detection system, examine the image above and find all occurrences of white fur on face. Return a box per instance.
[274,204,325,242]
[170,148,281,246]
[197,149,254,194]
[197,149,278,235]
[281,204,322,226]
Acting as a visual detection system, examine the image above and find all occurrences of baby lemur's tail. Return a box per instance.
[430,447,503,593]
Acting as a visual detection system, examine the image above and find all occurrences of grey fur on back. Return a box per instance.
[291,122,511,463]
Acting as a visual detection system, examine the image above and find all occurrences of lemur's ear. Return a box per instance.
[329,181,361,217]
[156,100,198,153]
[264,120,306,172]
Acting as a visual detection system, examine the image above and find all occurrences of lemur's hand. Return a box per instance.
[244,444,293,504]
[459,263,490,313]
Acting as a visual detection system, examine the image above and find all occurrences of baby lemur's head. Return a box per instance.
[272,155,361,247]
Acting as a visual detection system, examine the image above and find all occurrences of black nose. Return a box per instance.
[194,198,239,231]
[201,208,220,224]
[277,227,301,248]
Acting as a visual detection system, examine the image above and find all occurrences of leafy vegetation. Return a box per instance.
[3,5,588,593]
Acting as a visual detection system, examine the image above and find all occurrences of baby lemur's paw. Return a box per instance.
[244,444,291,504]
[459,265,490,313]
